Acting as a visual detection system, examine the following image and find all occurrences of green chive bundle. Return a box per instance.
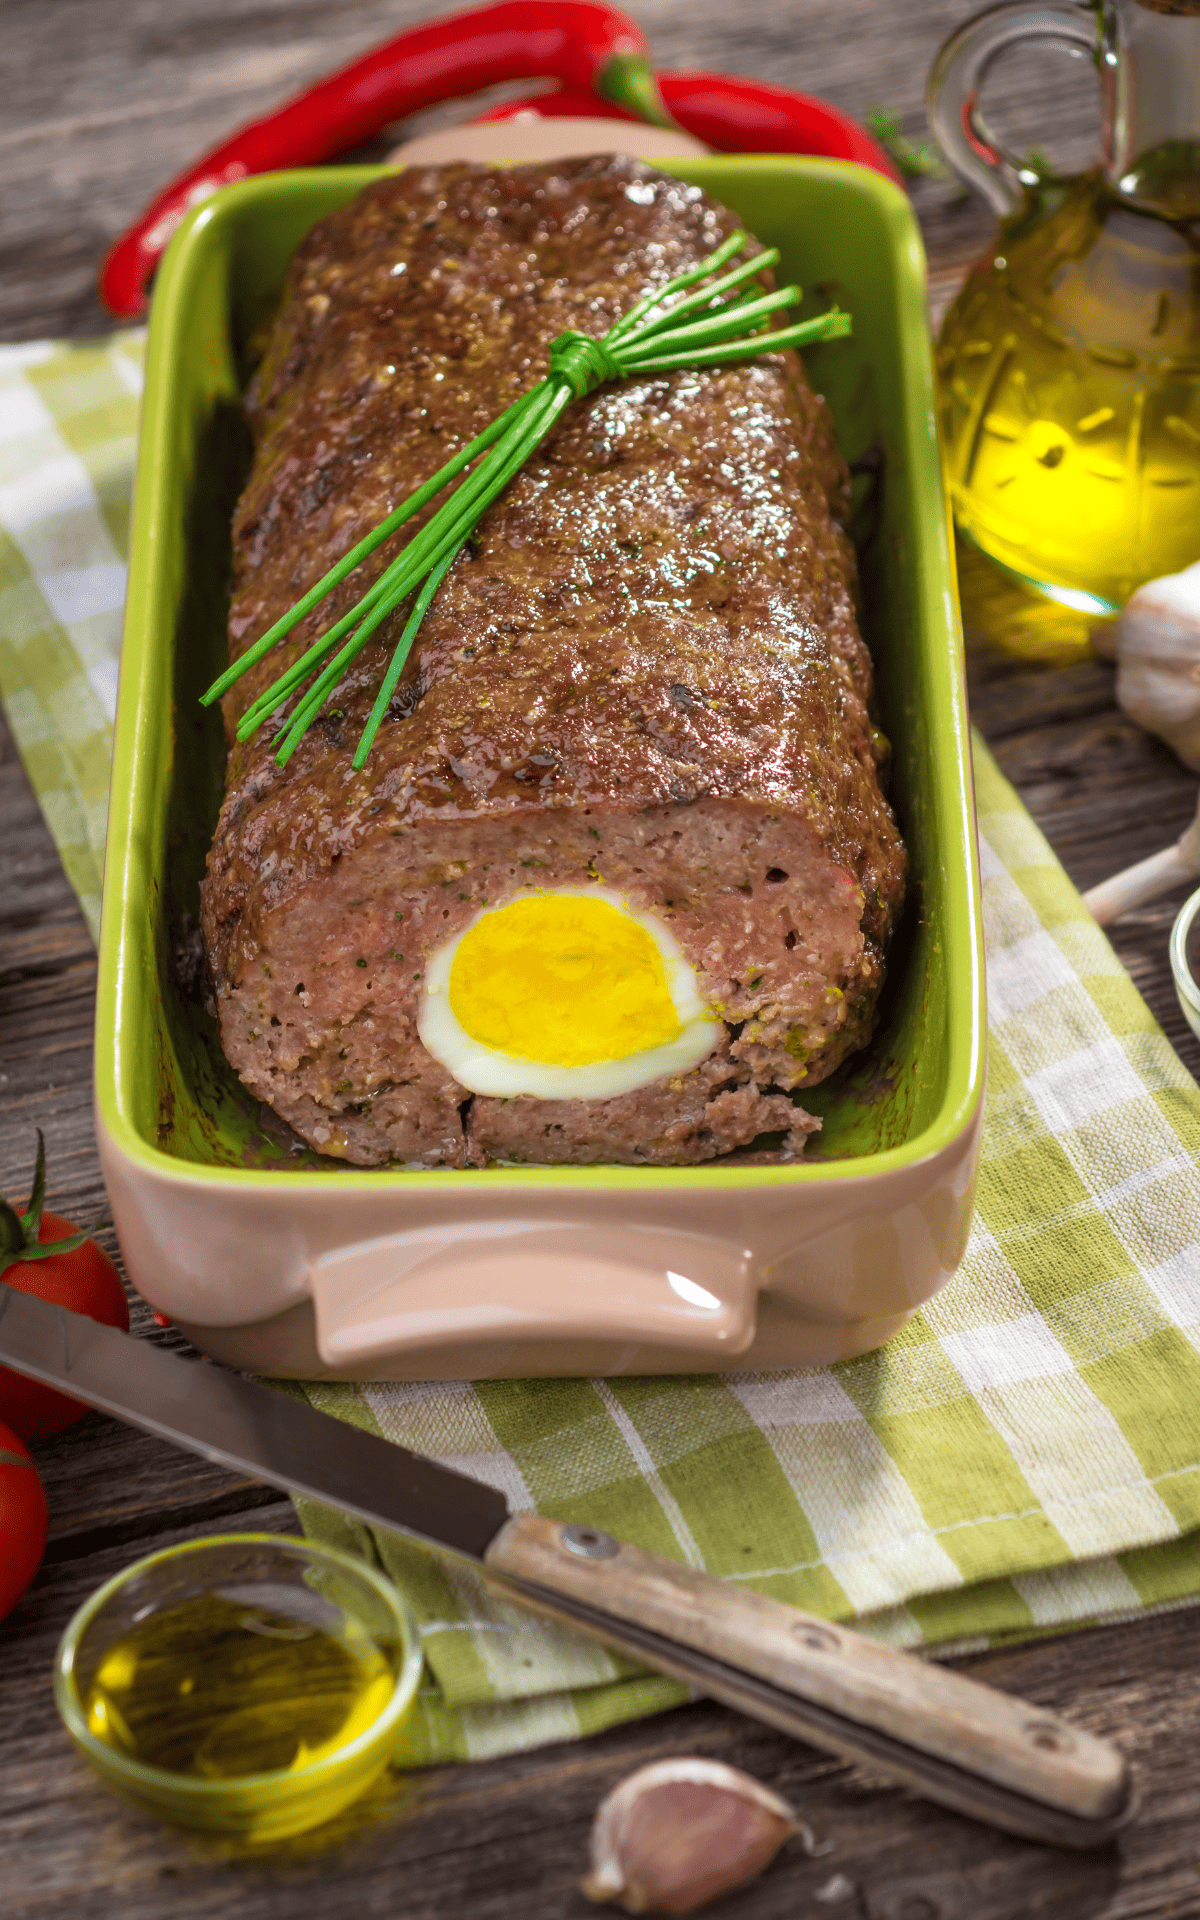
[202,230,851,771]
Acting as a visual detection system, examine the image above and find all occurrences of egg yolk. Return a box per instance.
[447,893,683,1067]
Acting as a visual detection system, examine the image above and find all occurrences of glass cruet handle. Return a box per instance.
[927,0,1100,217]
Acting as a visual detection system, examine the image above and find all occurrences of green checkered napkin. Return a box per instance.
[5,334,1200,1767]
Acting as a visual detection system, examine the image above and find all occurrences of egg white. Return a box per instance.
[417,885,721,1100]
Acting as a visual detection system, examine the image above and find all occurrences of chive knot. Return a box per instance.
[548,330,624,399]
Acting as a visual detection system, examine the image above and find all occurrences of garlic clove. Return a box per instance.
[582,1757,816,1915]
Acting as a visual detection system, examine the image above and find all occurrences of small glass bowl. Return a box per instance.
[54,1533,423,1842]
[1170,887,1200,1046]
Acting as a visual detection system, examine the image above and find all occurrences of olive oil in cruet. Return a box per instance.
[929,0,1200,660]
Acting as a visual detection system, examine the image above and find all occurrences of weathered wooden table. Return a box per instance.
[5,3,1200,1914]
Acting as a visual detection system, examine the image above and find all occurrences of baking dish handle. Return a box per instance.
[309,1221,759,1370]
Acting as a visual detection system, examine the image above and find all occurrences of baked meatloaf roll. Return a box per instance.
[200,155,907,1169]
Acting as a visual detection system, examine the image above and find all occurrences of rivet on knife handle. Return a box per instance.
[483,1514,1134,1845]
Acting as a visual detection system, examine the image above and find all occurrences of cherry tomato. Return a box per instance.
[0,1419,48,1623]
[0,1132,129,1444]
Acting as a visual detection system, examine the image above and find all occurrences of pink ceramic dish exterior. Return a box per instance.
[97,1100,983,1378]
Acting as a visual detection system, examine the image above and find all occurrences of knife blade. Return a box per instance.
[0,1283,1135,1849]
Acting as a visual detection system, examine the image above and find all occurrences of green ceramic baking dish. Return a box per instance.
[94,157,984,1380]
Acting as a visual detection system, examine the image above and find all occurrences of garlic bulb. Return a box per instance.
[582,1757,822,1915]
[1095,557,1200,771]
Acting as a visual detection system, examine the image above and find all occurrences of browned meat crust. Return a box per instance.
[200,156,906,1168]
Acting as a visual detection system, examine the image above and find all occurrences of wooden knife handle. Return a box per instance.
[483,1513,1134,1848]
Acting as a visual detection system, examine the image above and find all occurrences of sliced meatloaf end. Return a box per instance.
[200,155,907,1169]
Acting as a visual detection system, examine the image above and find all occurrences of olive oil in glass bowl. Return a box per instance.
[54,1534,423,1841]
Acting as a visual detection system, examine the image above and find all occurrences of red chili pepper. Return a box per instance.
[475,74,903,186]
[99,2,671,319]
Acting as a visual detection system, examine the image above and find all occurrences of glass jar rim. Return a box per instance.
[1169,887,1200,1017]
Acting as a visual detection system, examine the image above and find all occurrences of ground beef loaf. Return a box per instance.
[199,155,907,1169]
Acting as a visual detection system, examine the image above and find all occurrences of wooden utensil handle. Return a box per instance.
[483,1514,1134,1847]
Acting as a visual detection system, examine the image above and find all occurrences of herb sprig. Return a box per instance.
[202,230,851,770]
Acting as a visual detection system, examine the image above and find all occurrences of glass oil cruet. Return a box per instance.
[929,0,1200,661]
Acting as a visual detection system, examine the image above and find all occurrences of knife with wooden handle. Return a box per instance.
[484,1515,1131,1848]
[0,1282,1134,1848]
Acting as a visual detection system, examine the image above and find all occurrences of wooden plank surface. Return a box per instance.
[3,2,1200,1915]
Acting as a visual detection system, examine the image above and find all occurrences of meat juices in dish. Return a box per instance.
[200,156,907,1168]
